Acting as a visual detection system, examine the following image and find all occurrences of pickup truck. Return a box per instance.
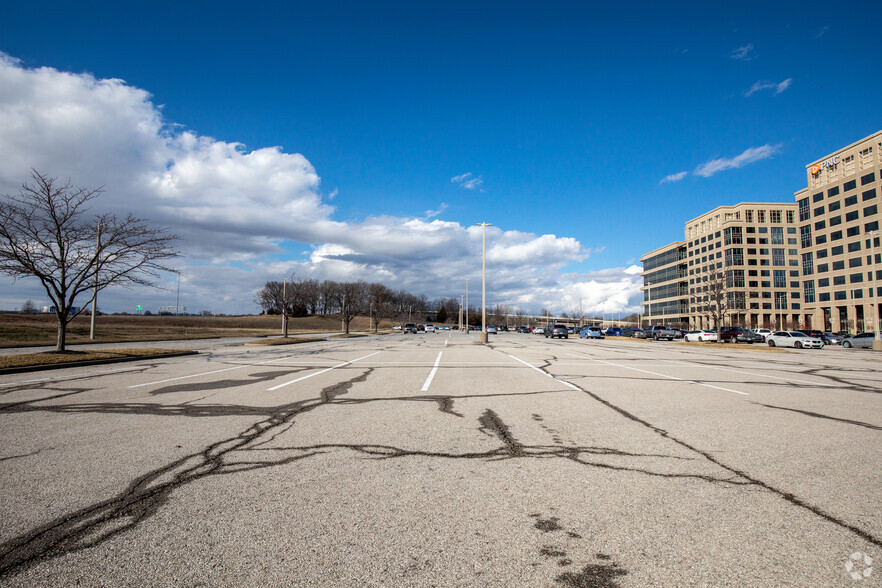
[645,325,678,341]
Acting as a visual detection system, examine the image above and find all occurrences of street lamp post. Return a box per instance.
[465,277,469,333]
[869,230,881,351]
[476,222,492,343]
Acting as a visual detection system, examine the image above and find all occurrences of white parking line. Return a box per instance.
[506,353,580,391]
[266,351,381,391]
[1,365,148,388]
[421,351,443,392]
[595,359,749,396]
[666,361,837,387]
[128,354,298,389]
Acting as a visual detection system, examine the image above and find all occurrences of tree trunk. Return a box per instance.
[55,312,68,352]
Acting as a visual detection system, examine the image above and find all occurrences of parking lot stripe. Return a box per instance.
[266,351,381,391]
[506,353,580,391]
[128,354,298,389]
[421,351,443,392]
[595,359,750,396]
[666,361,838,387]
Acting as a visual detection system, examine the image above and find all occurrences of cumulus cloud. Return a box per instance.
[660,171,688,184]
[729,43,755,61]
[744,78,792,97]
[0,54,608,315]
[451,172,483,190]
[693,144,781,178]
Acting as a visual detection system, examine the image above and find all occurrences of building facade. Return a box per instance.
[642,129,881,335]
[640,242,689,327]
[795,130,881,333]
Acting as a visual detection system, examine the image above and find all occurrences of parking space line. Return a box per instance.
[595,359,749,396]
[666,361,837,387]
[266,351,381,391]
[129,355,298,389]
[421,351,443,392]
[506,353,580,391]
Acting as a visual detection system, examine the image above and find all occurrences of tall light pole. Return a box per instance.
[89,221,101,340]
[476,222,492,343]
[869,230,881,351]
[465,277,469,332]
[460,294,464,331]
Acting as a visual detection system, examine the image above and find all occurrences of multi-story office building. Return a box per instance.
[642,129,881,336]
[642,204,801,330]
[640,242,688,327]
[795,130,881,333]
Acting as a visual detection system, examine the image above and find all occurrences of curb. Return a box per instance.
[0,350,199,375]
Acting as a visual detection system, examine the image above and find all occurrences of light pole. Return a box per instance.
[476,222,492,343]
[465,277,469,333]
[89,221,101,340]
[460,294,464,331]
[869,230,881,351]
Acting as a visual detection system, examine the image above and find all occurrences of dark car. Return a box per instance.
[403,323,417,334]
[544,324,569,339]
[517,326,530,333]
[719,326,757,344]
[605,327,623,337]
[621,327,642,337]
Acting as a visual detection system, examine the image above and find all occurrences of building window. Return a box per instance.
[847,226,861,237]
[848,242,861,253]
[817,248,828,258]
[865,204,878,217]
[835,291,847,301]
[864,189,877,201]
[772,248,785,266]
[819,292,831,302]
[845,195,858,207]
[867,221,880,232]
[814,206,825,217]
[797,200,809,221]
[757,210,766,223]
[833,260,845,271]
[773,270,786,288]
[770,210,782,223]
[846,211,859,222]
[861,172,875,185]
[771,227,784,244]
[844,179,857,191]
[829,200,841,212]
[815,220,826,230]
[774,292,787,310]
[818,278,829,287]
[849,257,862,268]
[786,210,794,223]
[815,234,827,245]
[800,225,812,248]
[834,275,846,285]
[813,192,824,203]
[828,186,840,198]
[831,230,843,241]
[802,252,814,275]
[817,263,829,273]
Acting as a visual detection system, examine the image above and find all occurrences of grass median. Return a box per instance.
[0,348,193,369]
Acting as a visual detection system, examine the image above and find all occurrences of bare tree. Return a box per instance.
[696,262,731,332]
[337,281,368,334]
[21,300,38,314]
[0,171,179,352]
[368,283,394,332]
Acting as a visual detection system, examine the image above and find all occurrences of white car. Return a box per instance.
[684,330,717,342]
[766,331,823,349]
[425,325,436,333]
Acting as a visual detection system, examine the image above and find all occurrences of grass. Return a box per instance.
[0,348,191,369]
[673,340,785,352]
[0,313,387,348]
[245,337,327,346]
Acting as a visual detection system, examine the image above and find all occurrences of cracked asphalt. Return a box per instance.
[0,333,879,586]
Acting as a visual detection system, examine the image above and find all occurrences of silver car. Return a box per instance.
[842,333,877,349]
[766,331,823,349]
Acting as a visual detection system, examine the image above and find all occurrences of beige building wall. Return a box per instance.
[683,203,801,329]
[795,130,882,333]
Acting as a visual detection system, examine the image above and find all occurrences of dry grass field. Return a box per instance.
[0,313,384,348]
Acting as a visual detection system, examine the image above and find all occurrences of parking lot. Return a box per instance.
[0,332,879,586]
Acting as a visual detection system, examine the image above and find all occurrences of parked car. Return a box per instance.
[842,333,877,349]
[544,324,569,339]
[393,325,402,331]
[425,324,436,333]
[517,326,530,333]
[823,332,843,345]
[417,324,425,332]
[719,326,757,344]
[645,325,677,341]
[766,331,824,349]
[605,327,623,337]
[753,328,773,341]
[567,327,575,335]
[580,326,604,339]
[486,325,498,334]
[532,327,545,335]
[621,327,644,338]
[403,323,417,334]
[684,330,717,342]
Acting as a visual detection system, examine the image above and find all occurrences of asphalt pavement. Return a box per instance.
[0,332,879,586]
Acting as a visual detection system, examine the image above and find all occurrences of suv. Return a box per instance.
[425,324,436,333]
[645,325,677,341]
[403,323,417,334]
[544,324,569,339]
[719,326,756,344]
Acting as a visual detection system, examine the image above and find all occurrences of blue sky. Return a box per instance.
[1,1,881,315]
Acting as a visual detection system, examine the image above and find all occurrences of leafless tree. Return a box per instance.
[696,262,731,332]
[368,283,394,332]
[0,171,179,351]
[336,281,368,334]
[21,299,38,314]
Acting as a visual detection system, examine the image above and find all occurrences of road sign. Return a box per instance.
[136,305,142,311]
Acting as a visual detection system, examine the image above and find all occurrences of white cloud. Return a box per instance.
[451,172,483,190]
[0,54,613,315]
[729,43,755,61]
[660,171,688,184]
[693,144,781,178]
[814,26,829,39]
[744,78,792,97]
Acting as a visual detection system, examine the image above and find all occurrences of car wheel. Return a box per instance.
[564,335,569,339]
[795,341,802,349]
[698,337,703,342]
[843,341,852,348]
[768,340,776,347]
